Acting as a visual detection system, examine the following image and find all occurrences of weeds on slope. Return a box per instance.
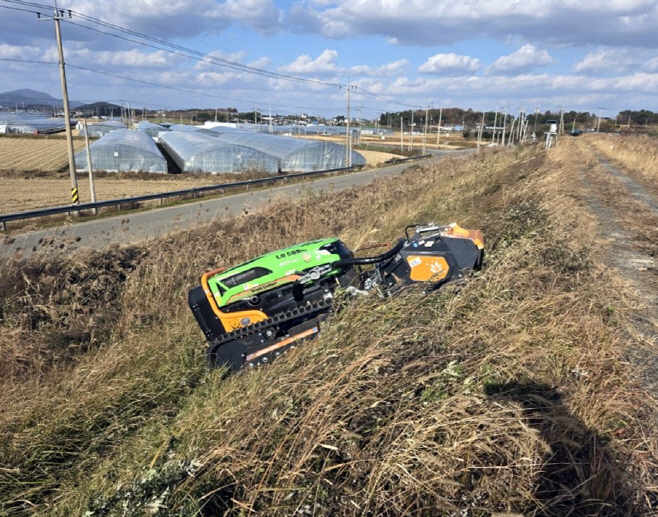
[1,146,657,516]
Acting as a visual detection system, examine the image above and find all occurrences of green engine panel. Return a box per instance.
[208,238,347,307]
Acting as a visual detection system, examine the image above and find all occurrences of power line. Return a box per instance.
[0,0,342,88]
[0,57,339,114]
[0,0,427,116]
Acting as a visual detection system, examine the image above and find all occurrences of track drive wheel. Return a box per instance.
[208,340,246,372]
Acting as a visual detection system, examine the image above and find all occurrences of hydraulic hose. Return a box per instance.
[331,238,405,268]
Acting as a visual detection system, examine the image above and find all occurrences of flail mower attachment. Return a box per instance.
[188,223,484,372]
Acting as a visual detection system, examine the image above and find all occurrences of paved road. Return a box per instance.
[2,153,466,262]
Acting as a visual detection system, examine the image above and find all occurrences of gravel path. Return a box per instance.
[580,147,658,391]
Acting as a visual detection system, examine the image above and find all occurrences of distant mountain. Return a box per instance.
[76,101,123,117]
[0,89,83,109]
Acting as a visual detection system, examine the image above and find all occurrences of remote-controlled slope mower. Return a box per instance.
[189,223,484,372]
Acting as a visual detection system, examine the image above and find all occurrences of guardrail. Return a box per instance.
[383,153,431,165]
[0,154,432,230]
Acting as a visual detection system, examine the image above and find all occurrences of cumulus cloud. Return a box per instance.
[279,49,342,75]
[286,0,658,47]
[573,48,645,73]
[486,45,556,75]
[194,50,249,70]
[418,53,481,75]
[350,59,409,77]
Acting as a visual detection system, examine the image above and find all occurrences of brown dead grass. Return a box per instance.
[0,143,657,516]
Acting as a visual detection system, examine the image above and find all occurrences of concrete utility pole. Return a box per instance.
[491,110,498,144]
[501,106,508,147]
[400,117,404,152]
[422,104,429,154]
[597,108,603,133]
[42,1,78,206]
[344,83,354,167]
[477,112,485,152]
[436,107,443,147]
[409,110,414,151]
[82,120,97,210]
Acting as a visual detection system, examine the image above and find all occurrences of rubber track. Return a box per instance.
[208,297,333,357]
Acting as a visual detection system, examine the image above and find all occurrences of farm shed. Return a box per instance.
[159,131,279,174]
[74,129,167,173]
[0,113,74,134]
[83,120,125,137]
[215,132,366,172]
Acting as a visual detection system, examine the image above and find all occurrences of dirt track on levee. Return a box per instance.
[2,136,658,516]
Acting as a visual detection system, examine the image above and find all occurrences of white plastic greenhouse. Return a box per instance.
[74,129,167,173]
[214,132,366,172]
[0,113,75,134]
[159,131,279,174]
[83,120,125,137]
[135,121,167,138]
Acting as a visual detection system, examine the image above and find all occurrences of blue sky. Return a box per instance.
[2,0,658,120]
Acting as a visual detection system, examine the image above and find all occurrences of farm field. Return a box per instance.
[0,136,402,214]
[0,136,86,173]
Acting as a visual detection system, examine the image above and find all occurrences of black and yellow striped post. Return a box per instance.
[71,187,79,205]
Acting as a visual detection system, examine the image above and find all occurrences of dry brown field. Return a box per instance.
[0,136,403,214]
[0,136,86,173]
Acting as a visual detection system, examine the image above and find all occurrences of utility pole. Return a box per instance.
[501,106,508,147]
[477,112,485,152]
[436,107,443,147]
[559,106,565,134]
[597,108,603,132]
[491,110,498,144]
[400,117,404,152]
[409,110,414,151]
[82,120,97,210]
[344,83,353,167]
[422,104,429,154]
[41,1,78,206]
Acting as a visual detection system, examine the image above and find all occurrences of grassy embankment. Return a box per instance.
[584,133,658,187]
[1,142,657,516]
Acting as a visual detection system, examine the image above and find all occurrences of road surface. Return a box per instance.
[1,152,465,262]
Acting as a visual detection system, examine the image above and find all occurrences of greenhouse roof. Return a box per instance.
[159,131,279,174]
[0,112,75,133]
[214,132,366,172]
[74,129,167,173]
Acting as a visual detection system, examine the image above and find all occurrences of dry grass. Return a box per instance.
[0,143,657,516]
[584,133,658,187]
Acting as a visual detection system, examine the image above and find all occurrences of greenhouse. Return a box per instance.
[83,120,125,137]
[135,121,167,138]
[166,124,217,136]
[214,132,366,172]
[74,129,167,173]
[159,131,279,174]
[0,113,74,134]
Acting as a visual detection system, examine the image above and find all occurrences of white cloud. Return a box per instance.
[486,45,556,75]
[279,49,342,75]
[573,48,645,73]
[0,43,40,59]
[194,50,249,70]
[419,53,481,75]
[350,59,409,77]
[287,0,658,47]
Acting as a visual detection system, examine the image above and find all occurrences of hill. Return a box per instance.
[1,144,657,516]
[0,88,83,109]
[75,101,123,117]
